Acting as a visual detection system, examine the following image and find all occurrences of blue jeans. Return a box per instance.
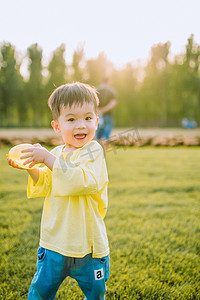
[28,247,110,300]
[96,115,114,140]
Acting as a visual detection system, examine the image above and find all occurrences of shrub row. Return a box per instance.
[1,134,200,148]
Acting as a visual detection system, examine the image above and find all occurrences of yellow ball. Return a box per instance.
[7,143,40,169]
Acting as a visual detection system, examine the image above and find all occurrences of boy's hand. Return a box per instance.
[20,143,56,170]
[7,157,23,169]
[20,144,48,168]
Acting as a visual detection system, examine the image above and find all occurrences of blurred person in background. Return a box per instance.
[96,77,117,140]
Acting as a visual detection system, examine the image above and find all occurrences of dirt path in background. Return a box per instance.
[1,127,200,138]
[0,127,200,146]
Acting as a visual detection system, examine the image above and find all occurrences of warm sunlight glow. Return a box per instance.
[1,0,200,68]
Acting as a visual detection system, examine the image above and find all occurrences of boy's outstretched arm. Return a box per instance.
[8,144,56,184]
[7,156,40,183]
[27,168,40,184]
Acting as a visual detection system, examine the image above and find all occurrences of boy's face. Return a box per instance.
[52,102,99,151]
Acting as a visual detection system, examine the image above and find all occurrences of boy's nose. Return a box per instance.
[76,120,86,129]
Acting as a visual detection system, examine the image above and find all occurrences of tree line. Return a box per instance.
[0,34,200,128]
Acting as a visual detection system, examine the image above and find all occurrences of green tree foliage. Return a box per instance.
[71,45,84,82]
[140,42,171,126]
[182,34,200,120]
[112,63,138,127]
[26,43,44,127]
[166,35,200,125]
[45,44,67,124]
[46,43,67,94]
[0,34,199,128]
[0,42,23,126]
[86,52,113,86]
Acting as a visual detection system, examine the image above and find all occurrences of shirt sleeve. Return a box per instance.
[27,166,51,198]
[52,142,108,197]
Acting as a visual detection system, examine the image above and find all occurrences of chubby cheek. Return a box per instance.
[89,123,97,134]
[61,126,74,139]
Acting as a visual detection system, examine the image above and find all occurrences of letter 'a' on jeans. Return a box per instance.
[28,247,110,300]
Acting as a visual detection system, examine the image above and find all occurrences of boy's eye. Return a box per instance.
[68,118,75,122]
[85,116,92,120]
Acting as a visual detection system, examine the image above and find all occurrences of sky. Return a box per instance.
[0,0,200,69]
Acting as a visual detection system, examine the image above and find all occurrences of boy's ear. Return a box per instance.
[96,115,99,129]
[51,120,61,133]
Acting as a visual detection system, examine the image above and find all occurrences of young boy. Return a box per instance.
[7,82,110,300]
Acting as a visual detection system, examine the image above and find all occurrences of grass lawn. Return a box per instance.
[0,146,200,299]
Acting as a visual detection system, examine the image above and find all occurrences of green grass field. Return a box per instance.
[0,146,200,299]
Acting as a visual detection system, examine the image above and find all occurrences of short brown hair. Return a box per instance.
[48,82,99,120]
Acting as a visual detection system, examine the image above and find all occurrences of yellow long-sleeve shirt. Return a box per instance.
[27,140,109,258]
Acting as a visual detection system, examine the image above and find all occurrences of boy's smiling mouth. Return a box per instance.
[74,133,87,140]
